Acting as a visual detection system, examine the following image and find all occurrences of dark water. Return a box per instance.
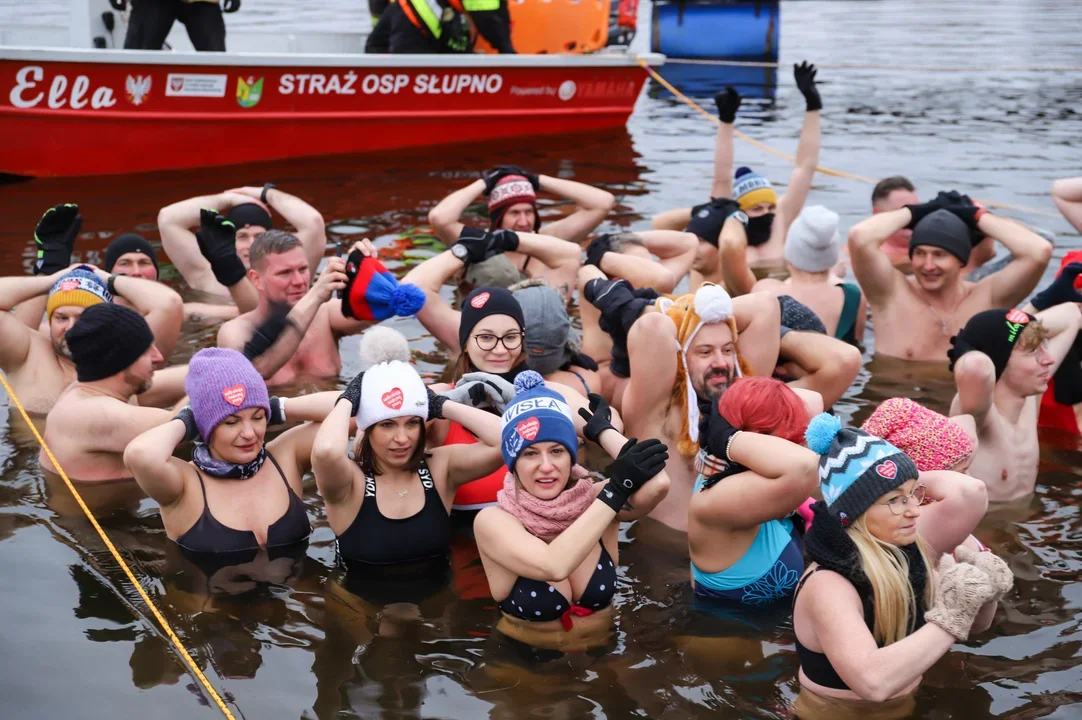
[2,1,1082,718]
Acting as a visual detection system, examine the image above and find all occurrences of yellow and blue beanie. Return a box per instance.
[500,371,577,471]
[46,267,111,320]
[805,412,919,526]
[733,166,778,211]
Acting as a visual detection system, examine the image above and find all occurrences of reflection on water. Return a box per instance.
[2,0,1082,718]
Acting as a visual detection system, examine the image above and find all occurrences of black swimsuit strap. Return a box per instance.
[193,466,210,507]
[265,450,291,492]
[792,565,828,608]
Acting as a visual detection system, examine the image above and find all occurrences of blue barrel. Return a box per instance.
[651,0,780,59]
[651,62,778,100]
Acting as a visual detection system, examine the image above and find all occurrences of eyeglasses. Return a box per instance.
[473,331,524,351]
[880,484,927,515]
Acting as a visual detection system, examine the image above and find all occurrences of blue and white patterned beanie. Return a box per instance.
[500,371,577,471]
[804,413,919,526]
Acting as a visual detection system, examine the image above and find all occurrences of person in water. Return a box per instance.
[423,286,603,513]
[474,372,670,634]
[41,303,188,481]
[427,165,614,299]
[752,205,866,344]
[1037,255,1082,436]
[792,413,1012,705]
[217,235,376,386]
[158,185,327,299]
[866,176,996,271]
[581,231,699,295]
[579,280,860,530]
[847,192,1052,361]
[651,63,822,293]
[403,226,582,349]
[310,327,508,570]
[123,348,342,559]
[103,228,249,324]
[948,300,1082,502]
[688,378,819,605]
[0,262,183,415]
[510,279,601,396]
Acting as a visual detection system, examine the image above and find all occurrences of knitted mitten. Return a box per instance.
[955,546,1014,603]
[924,554,997,641]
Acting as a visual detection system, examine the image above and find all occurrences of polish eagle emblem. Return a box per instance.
[125,75,152,106]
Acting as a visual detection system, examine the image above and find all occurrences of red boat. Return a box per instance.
[0,46,660,178]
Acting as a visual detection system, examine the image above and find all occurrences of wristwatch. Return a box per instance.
[732,210,749,225]
[451,243,470,263]
[107,273,120,297]
[261,182,277,205]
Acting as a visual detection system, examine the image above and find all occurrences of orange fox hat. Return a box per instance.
[657,284,752,458]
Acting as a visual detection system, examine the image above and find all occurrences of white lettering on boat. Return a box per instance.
[9,66,116,110]
[412,74,503,95]
[279,72,359,95]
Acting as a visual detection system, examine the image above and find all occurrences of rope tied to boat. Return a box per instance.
[0,371,238,720]
[634,57,1062,220]
[660,58,1082,73]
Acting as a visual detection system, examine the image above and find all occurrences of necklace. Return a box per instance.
[914,285,968,336]
[396,486,410,498]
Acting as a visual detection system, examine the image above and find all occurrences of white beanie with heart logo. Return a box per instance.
[356,327,429,429]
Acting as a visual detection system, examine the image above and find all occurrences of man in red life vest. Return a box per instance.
[365,0,514,54]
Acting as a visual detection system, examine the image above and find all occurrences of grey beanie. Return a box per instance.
[910,209,971,265]
[784,205,840,273]
[511,280,576,375]
[465,254,526,289]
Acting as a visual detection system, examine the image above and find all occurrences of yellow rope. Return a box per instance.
[0,371,237,720]
[660,58,1082,73]
[636,58,1062,220]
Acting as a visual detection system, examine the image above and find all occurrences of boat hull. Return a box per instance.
[0,48,660,178]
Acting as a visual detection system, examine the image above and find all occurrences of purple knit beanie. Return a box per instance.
[185,348,270,441]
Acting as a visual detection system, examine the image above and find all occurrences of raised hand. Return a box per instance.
[597,438,668,512]
[196,208,246,287]
[714,86,742,124]
[577,392,616,444]
[34,203,82,276]
[793,60,822,112]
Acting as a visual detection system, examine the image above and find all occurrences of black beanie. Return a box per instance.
[947,308,1036,380]
[226,203,273,231]
[66,303,155,382]
[459,287,525,351]
[909,209,971,265]
[104,233,159,275]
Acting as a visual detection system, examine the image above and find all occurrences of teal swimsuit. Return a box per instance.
[690,463,804,605]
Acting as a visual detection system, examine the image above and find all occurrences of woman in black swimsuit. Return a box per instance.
[474,375,670,643]
[311,329,506,574]
[124,348,340,561]
[791,413,1013,709]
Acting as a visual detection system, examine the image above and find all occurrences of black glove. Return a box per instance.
[935,191,986,234]
[338,372,365,416]
[108,0,126,9]
[584,234,615,269]
[598,438,668,512]
[1031,263,1082,311]
[483,165,539,194]
[904,197,949,229]
[701,399,741,460]
[794,61,822,112]
[933,191,986,244]
[222,0,241,12]
[33,203,82,276]
[195,209,246,287]
[426,386,447,420]
[243,303,295,360]
[268,396,287,426]
[714,86,742,124]
[452,226,517,265]
[173,407,200,443]
[577,392,615,445]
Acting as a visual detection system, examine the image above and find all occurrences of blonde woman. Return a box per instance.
[792,413,1013,709]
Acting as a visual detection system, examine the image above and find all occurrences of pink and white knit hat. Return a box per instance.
[860,397,974,472]
[488,175,539,231]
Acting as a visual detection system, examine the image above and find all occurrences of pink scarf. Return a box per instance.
[497,465,595,542]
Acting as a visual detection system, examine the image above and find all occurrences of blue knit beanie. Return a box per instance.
[733,166,778,210]
[500,371,578,470]
[805,412,919,526]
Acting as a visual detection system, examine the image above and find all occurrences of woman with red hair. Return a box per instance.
[687,377,820,605]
